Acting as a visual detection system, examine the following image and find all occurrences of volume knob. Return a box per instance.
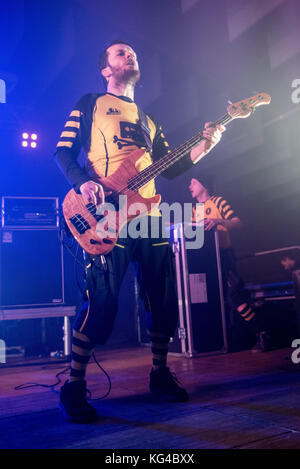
[90,239,101,244]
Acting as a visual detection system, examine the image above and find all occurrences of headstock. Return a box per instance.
[227,92,271,119]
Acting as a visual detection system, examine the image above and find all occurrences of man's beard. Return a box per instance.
[112,66,141,86]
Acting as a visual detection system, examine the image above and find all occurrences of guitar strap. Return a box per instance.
[137,106,153,154]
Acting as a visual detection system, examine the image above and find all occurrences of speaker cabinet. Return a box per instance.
[0,229,64,307]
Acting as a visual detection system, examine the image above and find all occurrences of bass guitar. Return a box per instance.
[63,92,271,255]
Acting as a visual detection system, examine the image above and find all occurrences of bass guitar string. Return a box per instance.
[66,108,251,237]
[122,113,233,194]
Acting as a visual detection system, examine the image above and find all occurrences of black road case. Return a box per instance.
[167,223,228,357]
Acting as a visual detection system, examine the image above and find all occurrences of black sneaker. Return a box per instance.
[149,367,189,402]
[60,380,99,423]
[251,331,271,353]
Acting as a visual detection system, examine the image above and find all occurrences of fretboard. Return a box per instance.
[127,113,233,192]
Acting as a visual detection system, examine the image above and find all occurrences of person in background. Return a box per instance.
[189,176,270,353]
[280,252,300,336]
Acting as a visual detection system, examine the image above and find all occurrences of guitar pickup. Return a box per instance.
[69,214,91,234]
[85,203,106,222]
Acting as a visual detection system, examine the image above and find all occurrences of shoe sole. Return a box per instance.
[59,403,99,424]
[150,388,189,403]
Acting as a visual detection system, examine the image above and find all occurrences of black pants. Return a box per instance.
[73,218,179,345]
[292,269,300,335]
[220,248,251,323]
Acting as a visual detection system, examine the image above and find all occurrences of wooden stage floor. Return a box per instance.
[1,345,300,449]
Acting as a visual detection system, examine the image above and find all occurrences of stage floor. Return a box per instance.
[1,345,300,449]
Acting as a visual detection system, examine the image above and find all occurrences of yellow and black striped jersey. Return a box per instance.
[55,93,193,203]
[192,196,236,249]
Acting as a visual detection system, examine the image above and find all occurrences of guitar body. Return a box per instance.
[62,148,161,255]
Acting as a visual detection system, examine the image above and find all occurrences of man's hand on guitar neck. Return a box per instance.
[190,122,226,164]
[80,180,109,205]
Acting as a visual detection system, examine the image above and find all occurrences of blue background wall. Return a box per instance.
[1,0,300,325]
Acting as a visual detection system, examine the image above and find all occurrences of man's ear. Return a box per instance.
[101,66,111,81]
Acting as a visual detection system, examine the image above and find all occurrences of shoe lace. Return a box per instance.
[70,383,92,404]
[74,387,93,409]
[165,369,182,388]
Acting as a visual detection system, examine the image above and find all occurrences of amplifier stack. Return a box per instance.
[0,196,64,308]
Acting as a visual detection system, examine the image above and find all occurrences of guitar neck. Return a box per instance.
[128,113,233,191]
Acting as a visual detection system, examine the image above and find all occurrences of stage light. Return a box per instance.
[21,132,38,149]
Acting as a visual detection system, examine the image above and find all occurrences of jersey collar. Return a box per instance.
[106,92,134,103]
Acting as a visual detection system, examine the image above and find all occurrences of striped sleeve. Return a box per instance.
[54,94,100,191]
[214,196,235,220]
[56,110,81,150]
[56,97,87,154]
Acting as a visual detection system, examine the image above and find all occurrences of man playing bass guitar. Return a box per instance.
[55,40,224,423]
